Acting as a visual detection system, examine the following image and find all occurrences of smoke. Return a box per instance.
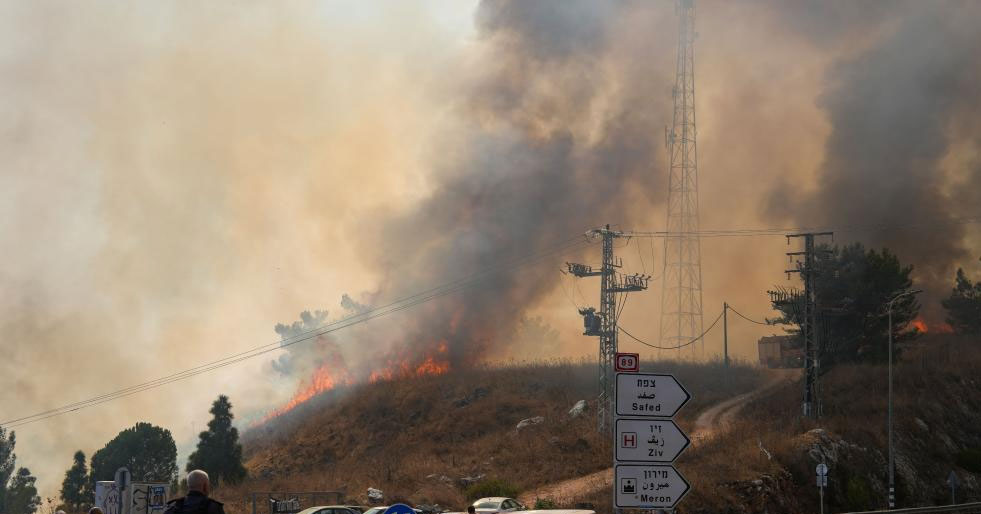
[765,1,981,316]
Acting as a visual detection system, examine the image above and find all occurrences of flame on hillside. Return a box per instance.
[910,317,954,334]
[257,341,451,425]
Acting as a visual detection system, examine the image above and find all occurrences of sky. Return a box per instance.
[1,0,979,501]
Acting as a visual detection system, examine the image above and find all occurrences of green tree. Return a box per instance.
[6,467,41,514]
[90,423,178,487]
[60,451,89,513]
[0,428,16,513]
[186,395,247,487]
[771,243,919,364]
[942,268,981,335]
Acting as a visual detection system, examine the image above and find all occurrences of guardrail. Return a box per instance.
[840,502,981,514]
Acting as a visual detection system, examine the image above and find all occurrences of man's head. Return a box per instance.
[187,469,211,496]
[467,507,475,514]
[88,508,105,514]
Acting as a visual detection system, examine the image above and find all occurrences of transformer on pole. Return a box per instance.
[567,225,650,433]
[659,0,704,358]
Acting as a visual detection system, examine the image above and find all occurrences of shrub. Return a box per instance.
[955,448,981,473]
[533,498,556,509]
[844,475,874,511]
[464,479,519,501]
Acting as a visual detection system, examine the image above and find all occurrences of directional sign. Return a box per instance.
[616,418,690,463]
[614,464,690,509]
[616,373,691,417]
[816,463,828,476]
[615,353,639,372]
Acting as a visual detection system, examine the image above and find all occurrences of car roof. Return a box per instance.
[474,498,509,503]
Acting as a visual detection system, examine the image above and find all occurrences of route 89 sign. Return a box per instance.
[615,352,639,372]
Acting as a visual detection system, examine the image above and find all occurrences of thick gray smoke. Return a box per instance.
[348,0,673,370]
[766,1,981,316]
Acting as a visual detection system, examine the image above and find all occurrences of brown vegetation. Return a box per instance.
[217,358,764,514]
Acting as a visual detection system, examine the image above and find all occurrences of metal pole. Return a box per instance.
[888,305,894,510]
[820,483,824,514]
[723,302,729,368]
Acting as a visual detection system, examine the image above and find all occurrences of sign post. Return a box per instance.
[114,467,131,514]
[947,470,959,505]
[816,463,828,514]
[613,365,691,511]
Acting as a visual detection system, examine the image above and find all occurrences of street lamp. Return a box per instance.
[886,288,922,509]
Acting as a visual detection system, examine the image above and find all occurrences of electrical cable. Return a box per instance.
[618,308,725,350]
[726,304,769,325]
[2,235,594,429]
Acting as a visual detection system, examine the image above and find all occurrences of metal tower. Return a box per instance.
[568,225,649,433]
[659,0,704,357]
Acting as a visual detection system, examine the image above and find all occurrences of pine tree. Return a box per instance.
[60,451,89,513]
[942,268,981,335]
[186,395,247,487]
[90,423,178,484]
[6,467,41,514]
[0,428,16,513]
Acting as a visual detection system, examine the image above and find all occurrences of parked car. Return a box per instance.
[472,498,526,514]
[298,506,364,514]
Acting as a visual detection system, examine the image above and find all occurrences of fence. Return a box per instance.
[840,502,981,514]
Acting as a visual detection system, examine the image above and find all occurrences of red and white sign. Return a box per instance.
[622,432,637,448]
[615,353,639,372]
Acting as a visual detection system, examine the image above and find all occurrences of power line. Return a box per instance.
[618,308,725,351]
[2,235,594,429]
[727,304,769,325]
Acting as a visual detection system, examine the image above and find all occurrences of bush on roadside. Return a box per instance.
[533,498,556,509]
[464,479,519,501]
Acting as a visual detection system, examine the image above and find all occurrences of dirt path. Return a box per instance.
[517,369,799,506]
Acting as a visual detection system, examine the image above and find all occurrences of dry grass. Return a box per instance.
[215,357,765,514]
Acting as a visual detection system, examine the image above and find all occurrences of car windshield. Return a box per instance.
[475,502,501,509]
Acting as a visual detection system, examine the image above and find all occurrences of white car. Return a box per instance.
[472,498,525,514]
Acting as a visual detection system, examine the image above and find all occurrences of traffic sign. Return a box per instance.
[615,353,639,372]
[383,504,416,514]
[614,464,690,509]
[816,463,828,476]
[816,475,828,487]
[615,373,691,417]
[615,418,690,463]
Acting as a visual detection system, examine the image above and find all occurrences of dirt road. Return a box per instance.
[516,368,798,506]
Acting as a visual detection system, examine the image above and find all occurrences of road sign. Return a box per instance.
[817,475,828,487]
[383,504,416,514]
[614,464,690,509]
[615,353,639,372]
[816,463,828,476]
[615,373,691,417]
[615,418,690,463]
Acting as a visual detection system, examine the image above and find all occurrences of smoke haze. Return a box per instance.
[0,0,979,500]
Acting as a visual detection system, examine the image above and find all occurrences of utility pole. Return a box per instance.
[659,0,704,360]
[784,232,833,419]
[568,225,650,433]
[723,302,729,368]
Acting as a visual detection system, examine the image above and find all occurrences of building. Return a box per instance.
[758,335,803,368]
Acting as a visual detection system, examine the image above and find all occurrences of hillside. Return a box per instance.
[219,359,766,514]
[565,334,981,514]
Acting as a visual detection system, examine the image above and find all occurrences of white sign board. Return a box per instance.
[616,373,691,417]
[816,463,828,476]
[615,418,690,463]
[614,464,690,509]
[95,481,169,514]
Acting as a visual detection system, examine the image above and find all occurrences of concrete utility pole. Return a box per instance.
[723,302,729,368]
[886,288,922,509]
[568,225,650,433]
[659,0,704,360]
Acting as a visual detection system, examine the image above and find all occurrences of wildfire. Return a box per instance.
[258,365,352,424]
[912,318,928,333]
[258,341,452,425]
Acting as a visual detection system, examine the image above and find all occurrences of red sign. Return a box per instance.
[615,352,639,372]
[622,432,637,448]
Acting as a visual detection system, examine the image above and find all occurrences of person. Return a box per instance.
[164,470,225,514]
[88,509,104,514]
[467,507,476,514]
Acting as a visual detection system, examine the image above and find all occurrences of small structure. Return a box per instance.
[758,335,803,368]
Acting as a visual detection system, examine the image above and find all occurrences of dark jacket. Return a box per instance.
[164,491,225,514]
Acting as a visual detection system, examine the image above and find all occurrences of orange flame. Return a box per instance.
[258,364,352,424]
[912,318,928,333]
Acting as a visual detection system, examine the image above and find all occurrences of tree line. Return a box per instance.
[770,243,981,366]
[5,394,247,514]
